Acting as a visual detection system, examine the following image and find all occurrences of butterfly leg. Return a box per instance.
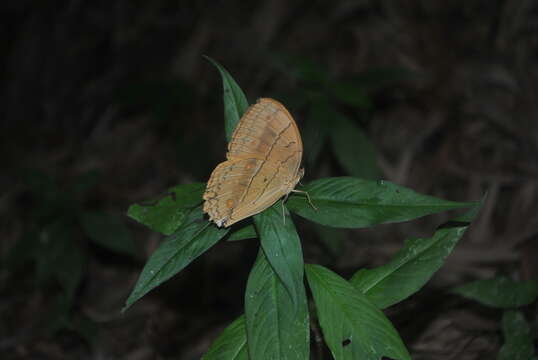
[291,189,318,210]
[280,197,286,225]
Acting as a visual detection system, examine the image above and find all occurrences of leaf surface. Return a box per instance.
[306,264,410,360]
[245,250,309,360]
[288,177,475,228]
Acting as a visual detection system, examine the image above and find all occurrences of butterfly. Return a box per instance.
[203,98,314,227]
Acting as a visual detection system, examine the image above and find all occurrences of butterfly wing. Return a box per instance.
[228,98,303,163]
[203,158,263,226]
[203,98,303,227]
[226,159,302,226]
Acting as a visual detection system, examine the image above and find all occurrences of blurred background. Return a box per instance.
[2,1,538,359]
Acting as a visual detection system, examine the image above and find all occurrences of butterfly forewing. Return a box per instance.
[228,99,303,161]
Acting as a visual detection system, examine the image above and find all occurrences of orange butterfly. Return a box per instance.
[203,98,313,227]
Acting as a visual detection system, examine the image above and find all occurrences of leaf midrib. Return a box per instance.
[360,229,458,295]
[291,196,470,209]
[138,222,211,295]
[308,267,361,337]
[308,266,409,360]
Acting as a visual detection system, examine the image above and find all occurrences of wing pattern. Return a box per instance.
[203,98,303,227]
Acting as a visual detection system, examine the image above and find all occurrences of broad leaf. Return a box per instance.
[123,214,229,311]
[287,177,475,228]
[45,293,74,334]
[204,56,249,141]
[283,54,328,85]
[306,264,410,360]
[35,221,84,296]
[203,315,248,360]
[245,249,309,360]
[127,183,205,235]
[21,169,65,221]
[350,67,416,93]
[29,220,87,303]
[330,115,380,180]
[71,314,101,348]
[329,80,372,108]
[227,224,257,242]
[498,310,535,360]
[254,204,304,309]
[53,235,86,302]
[351,205,481,308]
[81,212,135,256]
[302,99,331,166]
[453,276,538,308]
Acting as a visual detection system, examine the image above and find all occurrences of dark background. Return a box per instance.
[2,1,538,359]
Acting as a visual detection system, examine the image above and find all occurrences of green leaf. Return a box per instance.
[204,56,249,141]
[302,99,331,166]
[329,80,372,108]
[44,293,74,334]
[21,169,70,221]
[245,249,309,360]
[283,54,328,85]
[330,115,380,180]
[305,264,410,360]
[453,276,538,308]
[127,183,205,235]
[35,225,68,286]
[227,224,257,241]
[34,220,85,301]
[287,177,476,228]
[202,315,248,360]
[351,205,481,309]
[81,212,135,256]
[123,215,229,311]
[53,234,86,302]
[25,220,87,304]
[350,67,416,93]
[72,314,101,347]
[498,310,535,360]
[254,204,304,309]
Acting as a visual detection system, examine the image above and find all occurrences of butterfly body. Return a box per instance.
[203,98,303,227]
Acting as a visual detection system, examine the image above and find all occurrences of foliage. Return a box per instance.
[351,207,480,309]
[453,276,538,309]
[276,55,415,180]
[454,275,538,359]
[3,169,135,343]
[306,264,410,360]
[124,59,481,359]
[497,311,535,360]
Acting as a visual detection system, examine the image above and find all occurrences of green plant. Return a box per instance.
[123,58,481,359]
[274,55,414,180]
[4,169,135,342]
[454,276,538,360]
